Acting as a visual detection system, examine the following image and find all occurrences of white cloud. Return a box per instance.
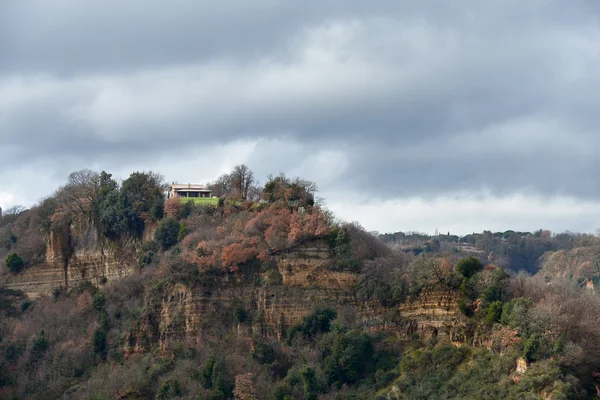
[2,1,600,234]
[327,190,600,235]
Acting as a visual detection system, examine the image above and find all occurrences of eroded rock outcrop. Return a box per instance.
[3,221,143,298]
[124,241,466,355]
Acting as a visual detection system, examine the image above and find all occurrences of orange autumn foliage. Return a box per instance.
[180,204,333,271]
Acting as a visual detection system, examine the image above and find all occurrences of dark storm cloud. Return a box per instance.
[2,0,600,205]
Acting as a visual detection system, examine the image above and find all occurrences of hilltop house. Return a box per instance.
[167,183,213,199]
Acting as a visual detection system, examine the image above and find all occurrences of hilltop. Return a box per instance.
[1,166,600,399]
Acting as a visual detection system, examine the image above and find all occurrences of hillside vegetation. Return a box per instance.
[1,166,600,399]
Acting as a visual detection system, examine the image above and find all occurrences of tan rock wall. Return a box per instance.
[4,221,137,298]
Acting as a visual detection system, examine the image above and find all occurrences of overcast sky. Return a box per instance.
[1,0,600,235]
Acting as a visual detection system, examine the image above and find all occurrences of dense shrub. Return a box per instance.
[487,301,504,323]
[322,329,374,386]
[178,222,189,242]
[155,218,181,250]
[141,240,159,252]
[456,256,484,278]
[233,302,248,323]
[5,253,24,273]
[287,305,337,344]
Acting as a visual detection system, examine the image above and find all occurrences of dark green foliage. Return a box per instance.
[20,300,33,313]
[202,355,217,389]
[157,379,181,399]
[141,240,160,252]
[178,222,189,242]
[332,226,360,270]
[500,298,533,333]
[201,356,232,400]
[458,299,473,317]
[149,195,165,221]
[92,313,110,360]
[92,328,107,360]
[4,343,24,362]
[287,305,337,344]
[460,276,478,301]
[121,171,165,217]
[233,302,248,323]
[5,253,24,273]
[52,286,63,300]
[487,301,503,323]
[268,383,293,400]
[137,251,154,267]
[252,341,276,365]
[523,333,547,363]
[456,256,484,278]
[99,190,144,240]
[155,218,181,250]
[177,200,194,220]
[93,292,106,311]
[28,331,49,366]
[299,366,319,400]
[322,330,374,386]
[483,268,511,304]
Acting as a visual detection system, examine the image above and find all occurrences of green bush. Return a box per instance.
[322,330,374,386]
[268,383,293,400]
[92,313,110,360]
[28,331,49,365]
[141,240,159,252]
[157,379,181,399]
[155,218,181,250]
[487,301,503,323]
[92,327,108,360]
[252,341,276,365]
[20,300,34,313]
[177,223,189,242]
[299,366,319,400]
[177,200,194,220]
[500,298,532,334]
[458,299,473,317]
[456,256,484,278]
[287,305,337,344]
[5,253,24,274]
[233,303,248,323]
[201,355,232,399]
[523,333,544,363]
[460,276,478,301]
[137,251,154,267]
[93,292,106,311]
[149,195,165,221]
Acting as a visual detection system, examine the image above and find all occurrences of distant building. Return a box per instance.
[168,183,213,199]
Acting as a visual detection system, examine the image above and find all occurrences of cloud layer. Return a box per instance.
[1,0,600,234]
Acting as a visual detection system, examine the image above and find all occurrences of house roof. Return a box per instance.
[170,183,212,192]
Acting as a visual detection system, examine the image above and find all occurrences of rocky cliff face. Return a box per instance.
[124,240,466,354]
[540,246,600,285]
[3,221,148,298]
[3,230,467,350]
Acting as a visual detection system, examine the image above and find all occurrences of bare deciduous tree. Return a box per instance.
[231,164,254,200]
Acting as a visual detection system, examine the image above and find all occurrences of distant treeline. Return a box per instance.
[379,229,600,274]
